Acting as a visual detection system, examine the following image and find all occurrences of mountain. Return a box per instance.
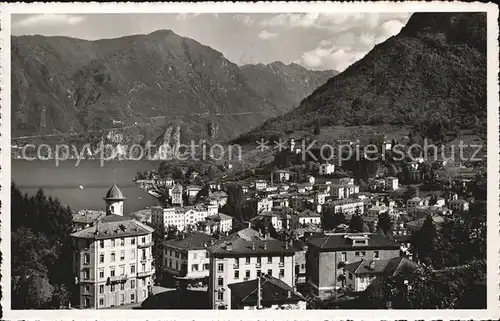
[11,30,335,144]
[241,12,486,142]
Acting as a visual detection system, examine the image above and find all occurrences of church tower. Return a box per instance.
[104,183,126,216]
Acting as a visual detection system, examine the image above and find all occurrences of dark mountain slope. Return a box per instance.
[242,12,486,141]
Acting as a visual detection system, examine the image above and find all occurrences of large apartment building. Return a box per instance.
[151,203,218,231]
[162,232,214,282]
[207,228,296,309]
[70,184,155,309]
[306,233,401,298]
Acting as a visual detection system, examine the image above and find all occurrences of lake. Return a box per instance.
[12,159,163,213]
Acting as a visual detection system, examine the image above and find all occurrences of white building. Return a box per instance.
[406,197,430,211]
[295,210,321,226]
[324,199,365,216]
[331,184,360,200]
[71,184,154,309]
[208,228,296,309]
[255,180,267,191]
[162,232,214,280]
[319,163,335,175]
[257,197,273,214]
[204,213,234,234]
[273,170,291,182]
[151,204,218,231]
[384,177,399,191]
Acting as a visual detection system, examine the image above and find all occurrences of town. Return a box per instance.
[66,135,486,310]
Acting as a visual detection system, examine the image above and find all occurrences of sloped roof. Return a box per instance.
[71,214,154,240]
[307,233,400,252]
[104,184,125,200]
[344,257,416,277]
[165,232,214,250]
[228,274,306,307]
[209,228,294,256]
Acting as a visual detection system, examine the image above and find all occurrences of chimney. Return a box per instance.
[369,261,375,270]
[247,221,252,229]
[263,242,267,250]
[287,290,291,298]
[226,242,233,251]
[251,242,255,251]
[285,241,289,249]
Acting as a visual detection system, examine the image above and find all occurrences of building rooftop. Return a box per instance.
[104,184,126,200]
[307,233,400,251]
[228,274,306,307]
[164,232,214,251]
[205,213,233,222]
[70,214,154,240]
[72,210,105,224]
[209,228,294,256]
[344,257,416,277]
[295,209,321,217]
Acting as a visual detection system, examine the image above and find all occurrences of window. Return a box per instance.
[130,293,135,302]
[355,251,360,256]
[192,264,199,272]
[83,269,90,280]
[111,239,116,247]
[142,249,146,260]
[131,249,136,259]
[193,253,198,260]
[217,292,224,300]
[203,263,209,270]
[169,259,172,268]
[257,270,261,277]
[83,253,91,264]
[99,297,104,306]
[257,257,261,265]
[120,250,125,261]
[341,252,347,262]
[348,273,353,280]
[99,285,104,294]
[142,263,146,272]
[121,294,125,303]
[218,277,224,286]
[361,251,366,256]
[99,254,104,263]
[131,238,135,245]
[99,269,104,279]
[234,258,239,267]
[267,269,273,277]
[279,269,284,278]
[280,256,285,264]
[245,270,250,279]
[99,240,104,248]
[84,297,91,308]
[111,252,116,262]
[234,270,239,279]
[120,283,125,291]
[110,284,115,292]
[217,263,224,272]
[110,267,115,277]
[374,251,379,259]
[142,237,146,244]
[142,279,146,286]
[84,284,91,293]
[131,264,136,274]
[246,257,251,264]
[131,280,136,289]
[120,238,125,246]
[120,266,125,275]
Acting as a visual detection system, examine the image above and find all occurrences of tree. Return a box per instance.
[404,185,419,200]
[349,214,364,233]
[12,275,55,309]
[410,215,437,265]
[378,212,393,235]
[150,222,165,285]
[165,225,179,240]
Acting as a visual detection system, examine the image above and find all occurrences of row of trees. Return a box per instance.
[11,184,74,309]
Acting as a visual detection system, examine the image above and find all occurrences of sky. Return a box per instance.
[11,13,412,71]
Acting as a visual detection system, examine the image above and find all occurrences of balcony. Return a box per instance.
[138,242,153,249]
[137,270,155,278]
[279,262,285,267]
[256,263,261,268]
[108,274,128,283]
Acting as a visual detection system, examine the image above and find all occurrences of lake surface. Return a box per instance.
[12,159,162,213]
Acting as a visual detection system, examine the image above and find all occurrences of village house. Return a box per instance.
[228,275,306,310]
[204,213,233,234]
[294,209,321,226]
[323,199,365,217]
[331,177,355,186]
[209,181,222,191]
[314,192,329,205]
[273,170,291,183]
[255,211,284,231]
[384,177,399,191]
[162,232,214,283]
[306,233,401,298]
[449,199,470,212]
[171,184,183,206]
[292,239,308,284]
[365,205,394,221]
[151,204,218,232]
[208,191,228,207]
[306,175,316,185]
[330,184,360,200]
[72,210,105,232]
[185,185,202,198]
[70,184,154,309]
[208,228,296,309]
[368,178,386,192]
[256,197,273,214]
[406,196,430,211]
[319,162,335,175]
[255,180,267,191]
[344,257,415,292]
[271,195,290,209]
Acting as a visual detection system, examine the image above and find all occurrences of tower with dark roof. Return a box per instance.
[103,183,126,216]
